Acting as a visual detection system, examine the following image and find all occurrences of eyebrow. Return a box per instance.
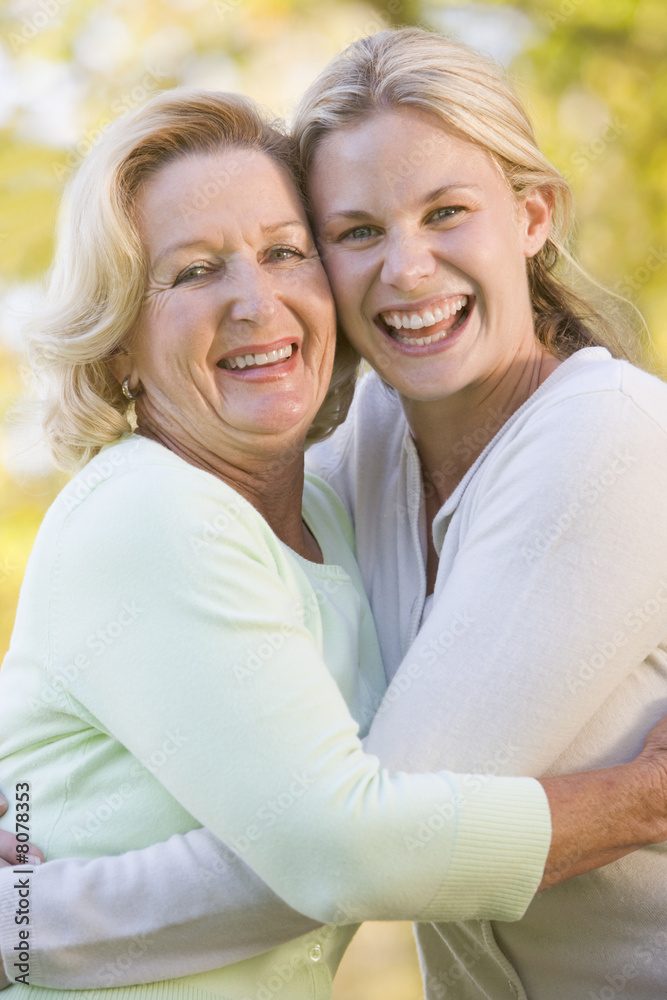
[421,183,483,206]
[151,221,309,269]
[319,184,484,227]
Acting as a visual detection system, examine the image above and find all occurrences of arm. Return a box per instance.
[5,390,667,988]
[364,387,667,879]
[0,828,321,989]
[43,462,550,925]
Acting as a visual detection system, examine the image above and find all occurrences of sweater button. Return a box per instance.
[308,944,323,963]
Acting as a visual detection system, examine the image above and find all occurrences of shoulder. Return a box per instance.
[52,436,275,570]
[471,350,667,512]
[532,349,666,417]
[509,350,667,454]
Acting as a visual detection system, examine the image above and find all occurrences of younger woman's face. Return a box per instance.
[309,109,552,403]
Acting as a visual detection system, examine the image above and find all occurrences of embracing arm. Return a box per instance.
[0,453,547,997]
[3,389,667,990]
[364,383,667,883]
[0,828,320,989]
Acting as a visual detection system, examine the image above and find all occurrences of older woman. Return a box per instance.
[1,48,667,1000]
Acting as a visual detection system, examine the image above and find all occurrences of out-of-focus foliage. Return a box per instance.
[509,0,667,357]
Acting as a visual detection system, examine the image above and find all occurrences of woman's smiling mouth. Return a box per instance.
[218,343,295,370]
[377,294,472,346]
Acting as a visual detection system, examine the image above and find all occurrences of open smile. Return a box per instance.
[377,294,472,347]
[216,339,299,373]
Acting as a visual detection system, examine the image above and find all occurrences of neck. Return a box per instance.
[402,343,561,509]
[136,417,321,563]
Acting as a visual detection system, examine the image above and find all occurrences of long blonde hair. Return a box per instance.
[29,89,358,470]
[293,27,644,366]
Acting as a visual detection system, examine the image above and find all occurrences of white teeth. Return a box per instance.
[395,329,449,347]
[219,344,293,370]
[381,295,468,331]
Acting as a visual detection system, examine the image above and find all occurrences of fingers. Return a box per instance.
[0,830,45,868]
[0,793,7,818]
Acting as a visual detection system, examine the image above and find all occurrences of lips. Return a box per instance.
[216,339,298,372]
[217,344,294,370]
[377,294,472,346]
[380,295,468,332]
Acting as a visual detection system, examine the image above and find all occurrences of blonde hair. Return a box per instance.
[29,88,357,471]
[293,27,644,366]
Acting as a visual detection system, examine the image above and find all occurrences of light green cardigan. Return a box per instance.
[0,435,550,999]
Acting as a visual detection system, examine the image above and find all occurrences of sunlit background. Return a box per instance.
[1,0,666,994]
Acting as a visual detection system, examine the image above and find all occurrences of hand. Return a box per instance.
[634,708,667,839]
[0,792,45,869]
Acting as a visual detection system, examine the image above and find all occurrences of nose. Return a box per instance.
[380,233,436,291]
[227,259,277,326]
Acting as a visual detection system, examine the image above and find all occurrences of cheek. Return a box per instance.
[325,261,368,329]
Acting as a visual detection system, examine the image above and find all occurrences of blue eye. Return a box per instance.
[340,225,379,243]
[430,206,463,222]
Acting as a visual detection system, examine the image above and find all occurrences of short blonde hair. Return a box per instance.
[29,88,357,470]
[293,27,643,366]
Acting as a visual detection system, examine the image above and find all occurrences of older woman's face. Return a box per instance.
[309,109,551,404]
[131,148,335,459]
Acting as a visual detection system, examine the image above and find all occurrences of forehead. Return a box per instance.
[309,109,505,212]
[135,148,307,248]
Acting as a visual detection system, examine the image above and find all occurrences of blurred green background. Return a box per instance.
[1,0,666,994]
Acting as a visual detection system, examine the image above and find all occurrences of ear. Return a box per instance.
[519,186,553,259]
[106,348,132,387]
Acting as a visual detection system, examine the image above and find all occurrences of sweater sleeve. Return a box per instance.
[365,387,667,779]
[0,829,321,989]
[45,460,549,928]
